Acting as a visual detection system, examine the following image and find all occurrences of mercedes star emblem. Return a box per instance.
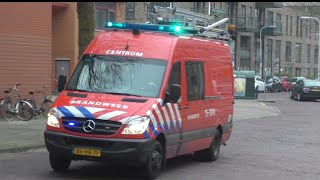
[83,120,95,133]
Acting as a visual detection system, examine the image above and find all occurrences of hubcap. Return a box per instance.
[151,150,162,170]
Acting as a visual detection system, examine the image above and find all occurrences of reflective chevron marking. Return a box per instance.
[55,106,127,120]
[96,110,127,120]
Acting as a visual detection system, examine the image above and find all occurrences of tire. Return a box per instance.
[41,100,53,118]
[194,129,221,162]
[142,141,163,180]
[289,91,294,99]
[49,153,71,172]
[297,92,303,101]
[1,99,14,121]
[16,101,33,121]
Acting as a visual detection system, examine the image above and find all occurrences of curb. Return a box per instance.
[0,145,45,154]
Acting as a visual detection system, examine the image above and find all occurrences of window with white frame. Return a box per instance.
[307,44,311,63]
[95,3,115,30]
[285,41,291,62]
[295,43,301,63]
[126,2,135,20]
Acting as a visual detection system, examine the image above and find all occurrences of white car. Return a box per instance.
[255,76,266,92]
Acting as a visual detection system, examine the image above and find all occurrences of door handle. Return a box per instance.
[178,105,189,110]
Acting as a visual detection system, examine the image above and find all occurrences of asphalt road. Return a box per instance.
[0,92,319,180]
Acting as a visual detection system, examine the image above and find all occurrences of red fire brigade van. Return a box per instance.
[44,22,234,179]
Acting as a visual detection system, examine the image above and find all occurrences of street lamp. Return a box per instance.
[300,16,320,80]
[259,25,277,80]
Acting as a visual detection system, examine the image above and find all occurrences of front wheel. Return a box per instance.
[142,141,163,180]
[1,99,14,121]
[41,100,53,118]
[49,153,71,172]
[16,101,33,121]
[297,92,303,101]
[289,91,294,99]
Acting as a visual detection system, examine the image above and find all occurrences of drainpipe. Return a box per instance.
[208,2,211,15]
[170,2,173,8]
[234,2,238,70]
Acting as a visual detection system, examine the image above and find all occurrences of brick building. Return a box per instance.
[0,2,78,97]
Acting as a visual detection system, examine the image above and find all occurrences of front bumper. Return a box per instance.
[44,130,155,165]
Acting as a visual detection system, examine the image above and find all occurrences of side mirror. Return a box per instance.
[57,75,67,93]
[170,84,181,103]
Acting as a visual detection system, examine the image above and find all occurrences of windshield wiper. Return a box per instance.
[103,92,143,97]
[66,89,92,93]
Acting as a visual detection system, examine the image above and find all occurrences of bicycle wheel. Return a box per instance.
[1,99,14,121]
[41,100,53,118]
[17,101,33,121]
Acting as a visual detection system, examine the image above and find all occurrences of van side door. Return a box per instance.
[163,62,183,159]
[179,61,212,154]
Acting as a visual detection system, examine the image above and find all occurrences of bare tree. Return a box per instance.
[77,2,95,56]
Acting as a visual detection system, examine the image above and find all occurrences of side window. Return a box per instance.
[296,80,302,87]
[166,62,181,92]
[186,61,204,101]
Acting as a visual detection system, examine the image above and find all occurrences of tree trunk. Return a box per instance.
[77,2,95,56]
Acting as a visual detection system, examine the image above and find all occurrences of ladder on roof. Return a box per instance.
[148,5,230,40]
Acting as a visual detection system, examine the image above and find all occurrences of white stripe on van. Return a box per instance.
[64,106,86,118]
[162,106,171,129]
[174,104,182,128]
[97,111,127,120]
[84,107,106,114]
[152,103,164,125]
[146,110,158,131]
[54,108,65,118]
[167,103,176,130]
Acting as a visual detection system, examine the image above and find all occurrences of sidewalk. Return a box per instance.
[0,98,280,153]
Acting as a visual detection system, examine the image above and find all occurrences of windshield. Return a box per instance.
[66,55,167,98]
[304,80,320,87]
[290,78,297,83]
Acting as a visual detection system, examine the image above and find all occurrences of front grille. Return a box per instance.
[62,117,122,135]
[61,136,113,148]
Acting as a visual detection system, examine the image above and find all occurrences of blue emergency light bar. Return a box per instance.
[104,22,198,34]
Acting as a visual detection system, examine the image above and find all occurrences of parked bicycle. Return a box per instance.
[0,84,34,121]
[25,86,53,118]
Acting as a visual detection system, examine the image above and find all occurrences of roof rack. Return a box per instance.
[104,5,231,41]
[149,5,230,40]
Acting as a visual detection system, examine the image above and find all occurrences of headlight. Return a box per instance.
[121,117,150,135]
[47,108,60,128]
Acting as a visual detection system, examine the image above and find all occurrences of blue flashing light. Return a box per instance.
[104,21,197,35]
[68,122,75,126]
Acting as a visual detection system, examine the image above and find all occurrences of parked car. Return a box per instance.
[281,76,292,91]
[265,76,282,93]
[255,76,266,92]
[289,77,305,87]
[290,79,320,101]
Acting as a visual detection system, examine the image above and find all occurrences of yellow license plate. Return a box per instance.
[73,148,101,157]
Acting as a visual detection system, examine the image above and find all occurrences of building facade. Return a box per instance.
[1,2,319,99]
[0,2,79,97]
[115,2,320,80]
